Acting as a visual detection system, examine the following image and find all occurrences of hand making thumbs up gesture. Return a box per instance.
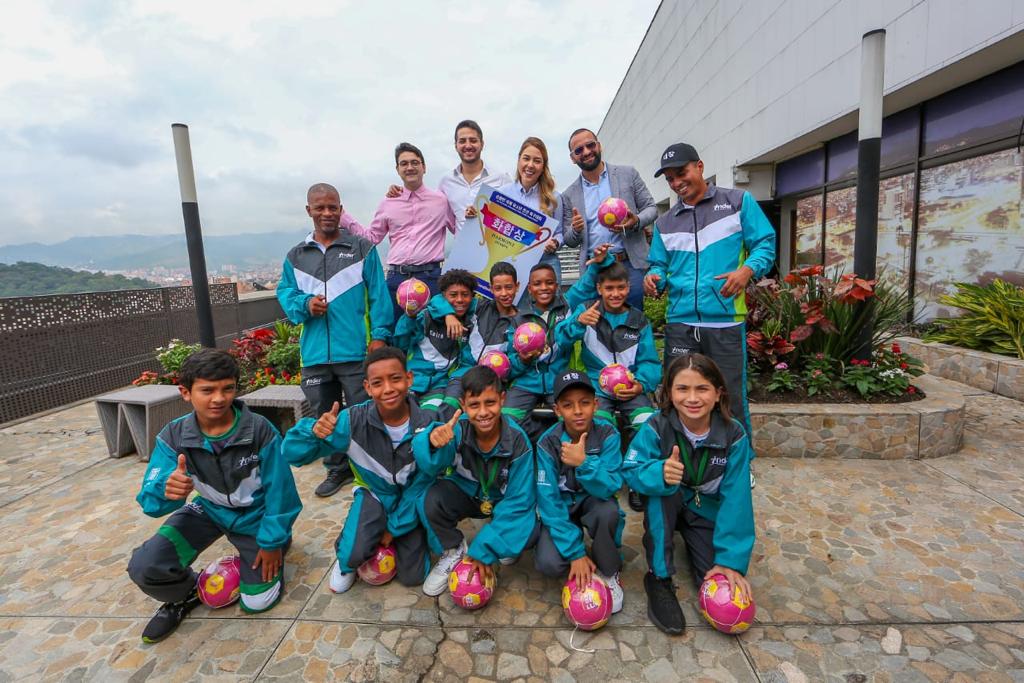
[571,207,585,233]
[577,301,602,327]
[313,401,341,439]
[663,444,685,486]
[429,409,462,448]
[560,431,588,468]
[165,454,194,500]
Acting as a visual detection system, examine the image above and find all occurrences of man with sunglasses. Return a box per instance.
[345,142,457,328]
[562,128,657,311]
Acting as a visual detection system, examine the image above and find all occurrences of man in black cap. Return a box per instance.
[643,143,776,486]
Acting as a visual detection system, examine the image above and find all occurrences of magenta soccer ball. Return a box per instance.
[396,278,431,316]
[699,573,756,634]
[197,555,242,608]
[357,543,397,586]
[512,322,546,355]
[599,363,637,395]
[598,197,629,227]
[479,351,511,380]
[562,575,612,631]
[448,559,496,610]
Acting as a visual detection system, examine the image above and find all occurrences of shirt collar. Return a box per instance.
[581,166,609,188]
[453,163,492,183]
[674,184,718,214]
[515,181,538,198]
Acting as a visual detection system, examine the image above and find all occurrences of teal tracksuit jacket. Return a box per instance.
[647,185,775,324]
[276,232,393,366]
[136,401,302,551]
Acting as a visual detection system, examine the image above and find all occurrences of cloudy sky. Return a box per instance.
[0,1,659,247]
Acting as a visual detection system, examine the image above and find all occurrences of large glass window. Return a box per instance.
[923,62,1024,157]
[794,195,823,266]
[915,148,1024,319]
[824,186,856,273]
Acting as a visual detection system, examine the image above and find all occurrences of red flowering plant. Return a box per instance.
[231,322,303,390]
[746,266,922,398]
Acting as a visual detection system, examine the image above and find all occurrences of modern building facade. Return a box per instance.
[599,0,1024,319]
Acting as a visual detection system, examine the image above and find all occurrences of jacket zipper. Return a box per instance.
[692,210,701,323]
[322,248,331,363]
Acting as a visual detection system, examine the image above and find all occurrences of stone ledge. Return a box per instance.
[750,375,963,459]
[896,336,1024,402]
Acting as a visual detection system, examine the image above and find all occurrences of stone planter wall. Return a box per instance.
[896,336,1024,402]
[750,375,963,459]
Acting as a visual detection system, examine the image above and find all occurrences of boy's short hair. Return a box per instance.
[179,348,239,390]
[528,262,556,278]
[597,262,630,285]
[439,269,478,294]
[461,365,503,398]
[489,261,517,282]
[363,345,407,374]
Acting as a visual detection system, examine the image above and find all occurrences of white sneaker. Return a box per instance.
[329,562,357,594]
[499,556,517,566]
[423,540,466,596]
[599,572,624,614]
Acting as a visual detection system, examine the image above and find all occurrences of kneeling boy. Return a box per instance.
[532,370,625,612]
[128,349,302,643]
[283,346,435,592]
[414,365,536,596]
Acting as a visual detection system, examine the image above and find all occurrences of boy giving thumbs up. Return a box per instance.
[527,370,625,613]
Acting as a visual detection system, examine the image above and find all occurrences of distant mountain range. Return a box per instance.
[0,231,309,271]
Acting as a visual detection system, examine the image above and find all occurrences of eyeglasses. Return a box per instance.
[572,140,598,157]
[398,159,422,168]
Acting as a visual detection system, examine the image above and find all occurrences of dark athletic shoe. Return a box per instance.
[141,594,201,643]
[644,572,685,635]
[315,467,353,498]
[628,489,644,512]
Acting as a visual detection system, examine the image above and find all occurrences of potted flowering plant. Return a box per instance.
[746,266,924,401]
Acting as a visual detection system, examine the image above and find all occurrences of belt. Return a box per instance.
[389,261,441,275]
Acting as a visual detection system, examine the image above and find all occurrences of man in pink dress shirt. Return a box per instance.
[344,142,457,327]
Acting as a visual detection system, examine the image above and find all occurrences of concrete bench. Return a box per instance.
[239,384,313,434]
[95,385,189,460]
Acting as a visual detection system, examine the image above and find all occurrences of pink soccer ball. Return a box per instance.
[357,543,397,586]
[599,363,637,395]
[598,197,629,227]
[699,573,756,634]
[512,322,546,355]
[479,351,511,380]
[448,559,496,610]
[396,278,430,316]
[197,555,241,609]
[562,575,612,631]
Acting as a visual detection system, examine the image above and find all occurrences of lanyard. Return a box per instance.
[471,453,502,502]
[674,434,710,507]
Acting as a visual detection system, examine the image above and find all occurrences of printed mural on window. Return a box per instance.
[794,195,823,266]
[914,148,1024,320]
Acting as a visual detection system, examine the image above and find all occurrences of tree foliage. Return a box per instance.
[0,261,158,297]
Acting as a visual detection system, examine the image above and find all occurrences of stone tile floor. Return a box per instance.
[1,383,1022,682]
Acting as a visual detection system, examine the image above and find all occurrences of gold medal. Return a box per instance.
[480,500,493,516]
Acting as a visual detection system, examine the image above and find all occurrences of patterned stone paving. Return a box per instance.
[1,386,1023,681]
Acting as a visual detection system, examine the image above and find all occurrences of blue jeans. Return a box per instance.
[623,259,645,310]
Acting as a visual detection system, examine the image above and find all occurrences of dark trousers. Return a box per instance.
[300,361,368,470]
[502,386,556,442]
[386,263,441,332]
[663,322,752,439]
[335,488,429,586]
[623,260,645,311]
[530,495,624,577]
[127,502,288,613]
[641,488,715,586]
[422,478,490,554]
[596,394,656,446]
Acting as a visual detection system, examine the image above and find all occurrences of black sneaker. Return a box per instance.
[315,467,353,498]
[644,572,685,635]
[141,593,201,643]
[628,489,644,512]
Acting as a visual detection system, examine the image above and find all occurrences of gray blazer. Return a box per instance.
[562,163,658,270]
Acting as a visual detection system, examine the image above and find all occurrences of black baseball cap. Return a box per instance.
[553,370,595,401]
[654,142,701,177]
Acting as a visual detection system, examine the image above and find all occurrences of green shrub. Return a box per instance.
[644,294,667,333]
[924,279,1024,359]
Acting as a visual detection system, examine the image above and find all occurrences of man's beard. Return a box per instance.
[578,151,602,172]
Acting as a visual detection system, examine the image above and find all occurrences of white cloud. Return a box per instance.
[0,0,660,246]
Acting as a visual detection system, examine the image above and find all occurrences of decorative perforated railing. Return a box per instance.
[0,284,243,424]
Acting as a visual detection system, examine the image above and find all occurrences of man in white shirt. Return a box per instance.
[437,120,513,232]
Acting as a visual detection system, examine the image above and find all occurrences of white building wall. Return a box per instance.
[600,0,1024,205]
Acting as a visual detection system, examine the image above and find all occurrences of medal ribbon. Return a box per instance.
[674,435,710,490]
[472,454,502,502]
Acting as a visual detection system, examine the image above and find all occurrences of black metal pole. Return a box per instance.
[853,29,885,360]
[171,123,216,348]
